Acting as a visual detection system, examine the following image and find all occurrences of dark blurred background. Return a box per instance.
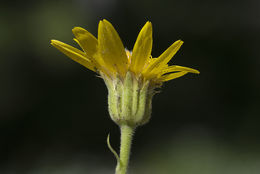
[1,0,260,173]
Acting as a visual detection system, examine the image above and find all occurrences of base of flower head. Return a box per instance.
[102,71,155,127]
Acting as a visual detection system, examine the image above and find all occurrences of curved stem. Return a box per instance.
[115,124,135,174]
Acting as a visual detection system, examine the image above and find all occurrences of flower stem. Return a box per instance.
[116,124,135,174]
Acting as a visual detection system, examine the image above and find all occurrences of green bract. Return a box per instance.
[103,72,153,127]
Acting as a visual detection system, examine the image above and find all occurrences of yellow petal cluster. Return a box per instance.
[51,19,199,85]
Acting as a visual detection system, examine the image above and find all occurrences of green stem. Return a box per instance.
[116,124,135,174]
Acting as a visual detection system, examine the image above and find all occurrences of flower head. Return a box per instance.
[51,19,199,85]
[51,19,199,126]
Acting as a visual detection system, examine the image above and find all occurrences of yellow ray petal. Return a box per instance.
[51,40,95,71]
[73,38,102,69]
[141,57,167,80]
[143,40,183,74]
[97,19,128,76]
[130,22,152,74]
[161,65,200,75]
[159,71,188,82]
[72,27,98,58]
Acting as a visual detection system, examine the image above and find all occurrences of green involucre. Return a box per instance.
[103,71,154,127]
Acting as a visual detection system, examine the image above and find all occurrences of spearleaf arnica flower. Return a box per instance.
[51,19,199,174]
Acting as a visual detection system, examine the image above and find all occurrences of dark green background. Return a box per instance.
[1,0,259,173]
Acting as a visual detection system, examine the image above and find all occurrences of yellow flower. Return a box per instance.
[51,20,200,174]
[51,19,200,127]
[51,19,199,86]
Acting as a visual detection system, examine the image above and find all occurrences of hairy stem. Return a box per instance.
[115,124,135,174]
